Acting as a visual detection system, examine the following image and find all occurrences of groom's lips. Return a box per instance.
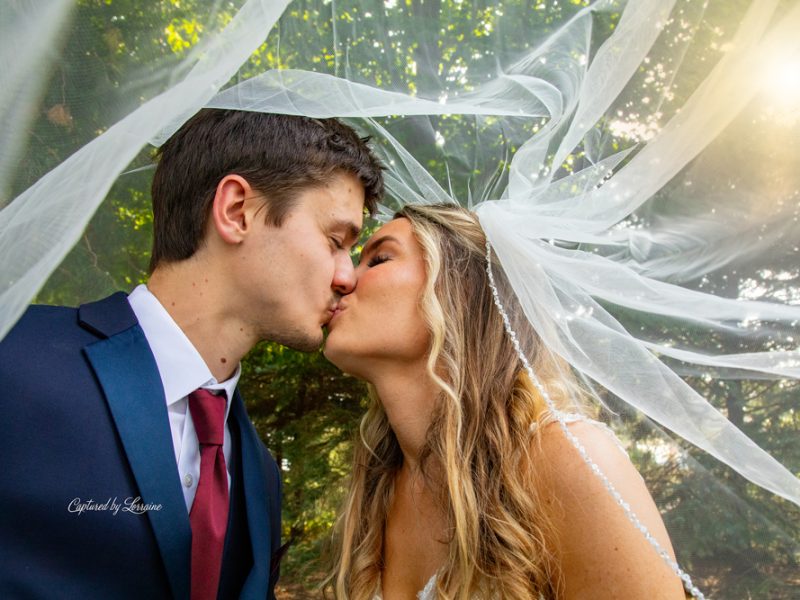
[324,303,342,326]
[327,303,346,326]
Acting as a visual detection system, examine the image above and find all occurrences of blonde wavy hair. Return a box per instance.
[325,203,585,599]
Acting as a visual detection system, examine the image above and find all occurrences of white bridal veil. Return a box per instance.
[2,0,799,596]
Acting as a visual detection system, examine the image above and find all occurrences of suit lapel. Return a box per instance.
[81,295,191,600]
[230,391,272,599]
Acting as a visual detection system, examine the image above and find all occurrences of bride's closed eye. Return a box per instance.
[367,254,390,267]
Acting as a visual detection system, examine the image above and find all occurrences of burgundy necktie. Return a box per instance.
[188,389,229,600]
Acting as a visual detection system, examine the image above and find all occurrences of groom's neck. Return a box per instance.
[147,257,255,382]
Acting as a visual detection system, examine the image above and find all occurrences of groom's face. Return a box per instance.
[245,171,365,351]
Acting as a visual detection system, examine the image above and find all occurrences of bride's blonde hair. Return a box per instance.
[325,203,585,599]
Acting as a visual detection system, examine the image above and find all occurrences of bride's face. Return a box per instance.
[323,217,430,379]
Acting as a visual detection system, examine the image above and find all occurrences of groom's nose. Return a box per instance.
[331,252,357,294]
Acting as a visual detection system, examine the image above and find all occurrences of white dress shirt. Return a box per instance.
[128,284,240,512]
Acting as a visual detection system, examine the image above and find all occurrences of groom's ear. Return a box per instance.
[210,174,256,245]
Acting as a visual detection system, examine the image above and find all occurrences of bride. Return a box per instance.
[323,204,688,599]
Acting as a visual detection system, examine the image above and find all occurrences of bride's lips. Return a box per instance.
[327,304,347,326]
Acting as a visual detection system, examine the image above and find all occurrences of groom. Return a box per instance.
[0,109,383,599]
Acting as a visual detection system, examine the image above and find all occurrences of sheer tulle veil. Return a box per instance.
[2,0,799,596]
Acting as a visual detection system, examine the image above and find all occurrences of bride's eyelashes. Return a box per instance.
[367,254,390,267]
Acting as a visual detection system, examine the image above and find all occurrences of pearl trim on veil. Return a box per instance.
[485,240,705,600]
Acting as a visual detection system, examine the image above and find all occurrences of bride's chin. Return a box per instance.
[322,338,349,368]
[321,344,338,364]
[322,344,369,381]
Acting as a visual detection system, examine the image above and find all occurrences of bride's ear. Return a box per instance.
[210,174,254,245]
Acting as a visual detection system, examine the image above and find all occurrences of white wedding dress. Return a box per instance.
[371,573,443,600]
[414,575,438,600]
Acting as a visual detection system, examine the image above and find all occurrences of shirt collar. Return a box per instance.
[127,284,241,413]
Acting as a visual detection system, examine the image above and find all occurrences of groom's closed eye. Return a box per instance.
[329,220,362,251]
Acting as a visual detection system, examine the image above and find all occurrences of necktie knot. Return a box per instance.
[188,389,226,446]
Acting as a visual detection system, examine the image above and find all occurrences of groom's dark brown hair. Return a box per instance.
[149,109,384,271]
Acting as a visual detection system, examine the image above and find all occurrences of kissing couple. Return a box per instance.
[0,109,690,599]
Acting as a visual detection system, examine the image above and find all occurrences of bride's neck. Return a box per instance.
[370,366,439,471]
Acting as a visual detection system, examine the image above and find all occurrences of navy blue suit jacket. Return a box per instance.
[0,293,282,599]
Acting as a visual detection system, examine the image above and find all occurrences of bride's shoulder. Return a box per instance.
[531,412,629,459]
[530,412,638,493]
[528,413,684,597]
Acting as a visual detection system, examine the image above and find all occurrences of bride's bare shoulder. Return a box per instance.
[532,417,631,482]
[531,417,686,599]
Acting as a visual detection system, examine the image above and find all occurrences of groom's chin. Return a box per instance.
[269,328,324,353]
